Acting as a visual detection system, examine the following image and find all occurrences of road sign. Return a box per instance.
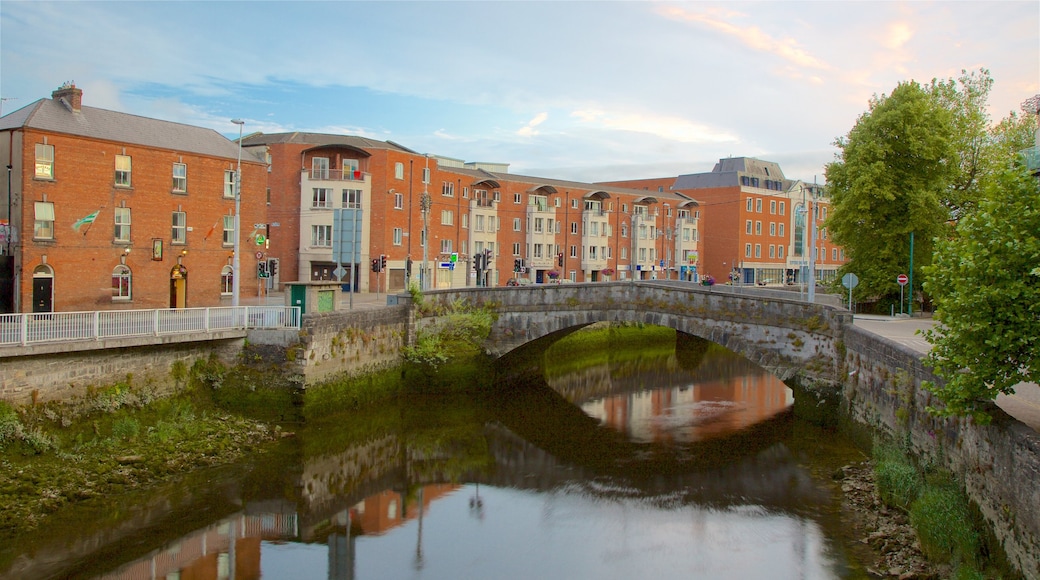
[841,273,859,289]
[333,266,347,280]
[255,251,264,260]
[897,274,909,286]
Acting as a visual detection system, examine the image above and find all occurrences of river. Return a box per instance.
[3,326,873,579]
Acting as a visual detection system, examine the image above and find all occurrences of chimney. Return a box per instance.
[51,82,83,112]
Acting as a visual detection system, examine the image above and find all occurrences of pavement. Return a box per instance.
[853,313,1040,431]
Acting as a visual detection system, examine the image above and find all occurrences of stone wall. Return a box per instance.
[843,325,1040,579]
[291,303,412,385]
[0,337,244,405]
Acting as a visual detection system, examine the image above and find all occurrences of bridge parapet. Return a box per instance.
[421,282,851,386]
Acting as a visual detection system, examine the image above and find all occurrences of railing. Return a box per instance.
[0,305,301,348]
[305,169,367,182]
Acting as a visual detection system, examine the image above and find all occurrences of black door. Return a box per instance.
[32,276,53,313]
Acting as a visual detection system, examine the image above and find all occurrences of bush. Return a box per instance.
[911,486,980,566]
[0,401,22,447]
[111,417,140,441]
[872,443,923,511]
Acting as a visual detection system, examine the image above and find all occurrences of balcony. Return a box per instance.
[304,169,367,182]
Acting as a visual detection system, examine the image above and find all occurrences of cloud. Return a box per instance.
[517,112,548,137]
[569,108,737,145]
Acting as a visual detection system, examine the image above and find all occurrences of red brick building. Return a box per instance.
[0,84,268,313]
[603,157,844,286]
[243,132,703,291]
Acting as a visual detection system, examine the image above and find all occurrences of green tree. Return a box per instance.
[826,81,955,301]
[922,166,1040,421]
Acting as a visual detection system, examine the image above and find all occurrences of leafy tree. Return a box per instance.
[825,81,955,301]
[927,69,994,217]
[922,166,1040,422]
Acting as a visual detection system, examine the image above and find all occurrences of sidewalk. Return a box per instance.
[853,314,1040,431]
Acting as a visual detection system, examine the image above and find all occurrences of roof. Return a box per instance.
[241,132,412,153]
[0,98,249,161]
[673,156,789,190]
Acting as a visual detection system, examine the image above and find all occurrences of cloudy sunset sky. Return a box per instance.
[2,1,1037,183]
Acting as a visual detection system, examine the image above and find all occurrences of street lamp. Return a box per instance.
[420,155,431,290]
[231,119,244,307]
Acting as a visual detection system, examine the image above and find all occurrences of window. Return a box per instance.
[570,245,578,258]
[394,193,404,209]
[755,199,762,213]
[395,162,404,180]
[115,155,132,187]
[493,191,501,202]
[534,218,544,233]
[224,170,235,198]
[312,188,333,208]
[221,266,234,295]
[639,224,648,239]
[474,215,485,232]
[779,202,786,215]
[513,218,521,231]
[114,207,131,242]
[112,265,132,300]
[571,222,578,235]
[745,243,752,257]
[514,193,522,204]
[755,244,761,258]
[172,163,187,192]
[745,220,752,234]
[441,209,453,225]
[440,239,452,253]
[621,247,628,260]
[223,215,235,246]
[742,176,751,186]
[755,221,762,235]
[312,157,329,179]
[342,188,362,208]
[512,243,521,256]
[463,187,469,199]
[421,167,431,184]
[778,246,784,259]
[393,227,403,245]
[311,225,332,247]
[462,214,468,229]
[770,200,776,214]
[746,197,753,211]
[833,248,839,261]
[343,158,359,176]
[35,144,54,179]
[769,222,776,236]
[442,182,454,197]
[571,199,579,209]
[621,224,628,238]
[779,223,785,237]
[769,244,775,258]
[172,211,186,244]
[34,201,55,239]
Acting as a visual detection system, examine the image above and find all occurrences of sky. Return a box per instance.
[1,1,1037,184]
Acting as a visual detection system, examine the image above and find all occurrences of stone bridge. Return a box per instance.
[419,281,851,388]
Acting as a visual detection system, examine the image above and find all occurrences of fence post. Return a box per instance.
[20,315,28,346]
[94,311,100,340]
[154,309,160,337]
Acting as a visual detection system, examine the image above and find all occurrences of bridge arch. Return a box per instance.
[418,282,850,385]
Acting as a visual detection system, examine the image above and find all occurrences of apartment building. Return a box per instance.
[0,84,268,313]
[243,132,702,291]
[604,157,845,286]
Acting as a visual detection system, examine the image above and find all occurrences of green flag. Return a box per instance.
[72,209,101,232]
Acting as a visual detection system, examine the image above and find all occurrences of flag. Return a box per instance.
[72,209,101,232]
[204,219,220,241]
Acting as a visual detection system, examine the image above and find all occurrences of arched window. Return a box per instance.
[221,266,234,295]
[112,265,132,300]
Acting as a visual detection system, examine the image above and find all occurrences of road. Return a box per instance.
[854,314,1040,431]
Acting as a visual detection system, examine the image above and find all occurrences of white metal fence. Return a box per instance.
[0,306,301,347]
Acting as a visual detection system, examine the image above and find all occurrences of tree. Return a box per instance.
[825,81,955,302]
[927,69,994,217]
[922,166,1040,422]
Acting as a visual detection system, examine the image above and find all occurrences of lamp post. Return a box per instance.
[420,155,431,290]
[231,119,244,307]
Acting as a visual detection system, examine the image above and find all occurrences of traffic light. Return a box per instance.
[380,254,387,270]
[514,259,521,272]
[371,259,379,272]
[257,262,269,278]
[268,259,278,277]
[557,252,563,267]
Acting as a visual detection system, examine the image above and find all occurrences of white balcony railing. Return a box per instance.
[0,306,301,348]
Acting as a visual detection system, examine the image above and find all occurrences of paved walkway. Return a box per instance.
[854,314,1040,431]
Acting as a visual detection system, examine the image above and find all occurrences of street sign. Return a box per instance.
[842,273,859,289]
[255,251,264,260]
[897,274,909,286]
[333,266,347,280]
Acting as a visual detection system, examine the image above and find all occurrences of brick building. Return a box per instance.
[0,84,268,313]
[603,157,845,286]
[243,132,702,291]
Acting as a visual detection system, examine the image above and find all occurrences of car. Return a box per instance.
[506,278,520,286]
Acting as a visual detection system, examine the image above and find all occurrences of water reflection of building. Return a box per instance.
[97,511,298,580]
[347,484,459,537]
[583,370,793,443]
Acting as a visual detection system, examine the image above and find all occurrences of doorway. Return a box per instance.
[170,265,188,308]
[32,265,54,313]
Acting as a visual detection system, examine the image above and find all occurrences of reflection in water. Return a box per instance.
[4,330,868,579]
[581,369,794,444]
